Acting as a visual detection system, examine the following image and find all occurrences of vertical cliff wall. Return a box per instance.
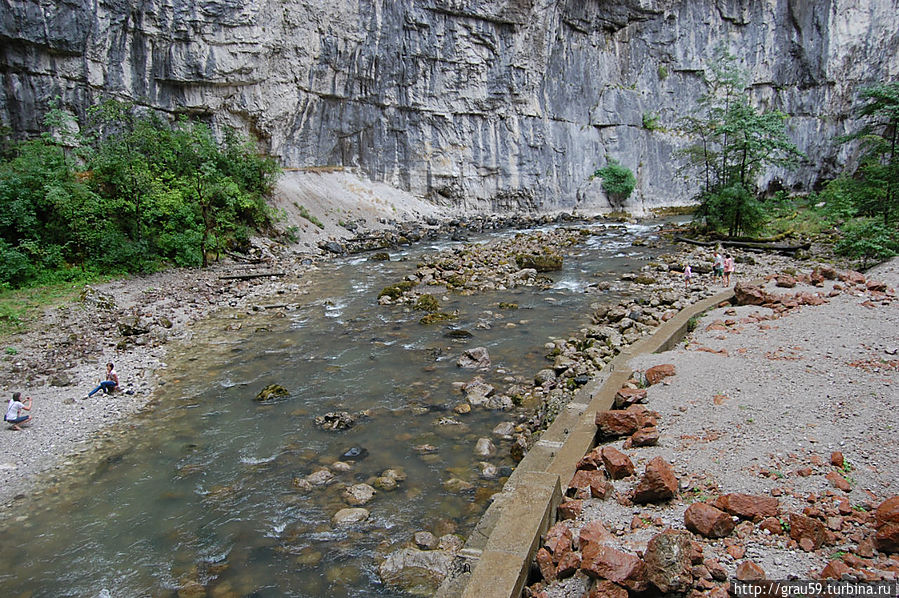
[2,0,898,211]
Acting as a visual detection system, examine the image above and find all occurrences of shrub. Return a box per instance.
[594,160,636,206]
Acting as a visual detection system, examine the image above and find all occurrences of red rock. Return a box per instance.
[569,469,613,500]
[797,467,813,477]
[820,559,853,579]
[645,364,676,385]
[577,447,603,471]
[556,549,581,578]
[735,283,774,306]
[704,558,728,581]
[684,503,735,538]
[817,266,839,280]
[826,471,851,493]
[867,280,888,292]
[626,426,660,448]
[831,452,845,468]
[875,496,899,527]
[596,411,640,437]
[875,522,899,553]
[726,545,746,559]
[643,530,693,593]
[735,560,766,580]
[536,547,556,581]
[810,455,824,466]
[543,521,573,561]
[790,513,827,551]
[632,457,678,504]
[557,499,582,520]
[775,275,797,288]
[715,493,779,520]
[759,517,784,535]
[689,541,704,564]
[601,447,635,480]
[614,387,647,409]
[707,586,730,598]
[578,521,613,549]
[587,580,629,598]
[838,498,852,515]
[827,516,843,531]
[856,538,875,557]
[580,543,646,590]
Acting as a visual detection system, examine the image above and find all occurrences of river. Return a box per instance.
[0,221,672,597]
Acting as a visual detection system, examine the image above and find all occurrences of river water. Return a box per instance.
[0,222,671,597]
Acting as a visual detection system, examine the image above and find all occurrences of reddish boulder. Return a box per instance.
[775,275,797,288]
[569,469,614,500]
[820,559,853,579]
[874,522,899,553]
[580,543,646,590]
[790,513,827,551]
[704,558,728,581]
[645,364,676,386]
[579,520,614,548]
[595,405,657,437]
[614,387,647,409]
[543,521,573,561]
[625,426,660,448]
[736,560,766,580]
[632,457,678,504]
[684,503,735,538]
[557,499,583,520]
[535,547,556,581]
[830,451,845,468]
[867,280,888,292]
[825,471,851,493]
[875,496,899,527]
[759,517,784,535]
[735,283,773,306]
[556,549,581,578]
[587,581,629,598]
[601,447,636,480]
[643,530,694,593]
[577,447,603,471]
[715,493,779,520]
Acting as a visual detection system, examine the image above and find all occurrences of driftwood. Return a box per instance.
[219,272,286,281]
[674,236,810,254]
[224,249,264,264]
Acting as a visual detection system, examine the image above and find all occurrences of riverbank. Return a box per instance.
[523,259,899,596]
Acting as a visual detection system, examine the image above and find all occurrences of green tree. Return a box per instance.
[840,82,899,225]
[835,219,898,268]
[678,47,802,236]
[594,159,636,207]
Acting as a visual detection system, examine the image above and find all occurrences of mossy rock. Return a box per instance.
[419,312,457,325]
[413,294,440,312]
[498,302,518,310]
[515,251,563,272]
[378,281,415,300]
[256,384,289,401]
[445,274,466,288]
[370,252,391,261]
[634,275,657,285]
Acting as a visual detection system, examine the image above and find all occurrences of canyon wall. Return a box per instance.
[2,0,898,211]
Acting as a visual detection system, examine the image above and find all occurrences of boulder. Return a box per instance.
[596,405,657,437]
[789,513,827,551]
[775,275,797,288]
[117,315,149,336]
[578,521,614,548]
[413,531,439,550]
[314,411,356,430]
[442,478,474,493]
[293,468,335,491]
[734,283,774,306]
[492,422,516,437]
[875,523,899,553]
[580,543,646,591]
[340,446,368,461]
[535,368,557,386]
[556,549,581,578]
[568,469,614,500]
[684,503,735,538]
[735,560,766,580]
[557,499,583,520]
[625,426,660,448]
[632,457,678,504]
[343,483,376,506]
[536,547,556,582]
[875,496,899,526]
[332,507,369,526]
[715,493,779,520]
[601,446,635,480]
[473,437,496,457]
[463,377,495,406]
[255,384,289,401]
[543,521,574,561]
[614,387,647,409]
[587,581,629,598]
[457,347,491,369]
[378,547,454,593]
[644,364,676,385]
[643,530,694,593]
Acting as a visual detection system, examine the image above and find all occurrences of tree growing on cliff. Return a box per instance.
[678,48,802,236]
[593,159,636,207]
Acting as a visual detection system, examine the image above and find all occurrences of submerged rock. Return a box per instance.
[378,547,454,594]
[332,507,369,526]
[340,446,368,461]
[255,384,289,401]
[315,412,357,431]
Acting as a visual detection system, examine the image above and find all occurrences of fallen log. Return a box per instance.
[219,272,286,281]
[674,236,810,254]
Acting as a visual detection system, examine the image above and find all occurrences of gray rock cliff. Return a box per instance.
[2,0,897,211]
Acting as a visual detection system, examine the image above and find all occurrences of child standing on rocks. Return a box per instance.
[723,254,735,286]
[5,392,32,430]
[683,265,693,289]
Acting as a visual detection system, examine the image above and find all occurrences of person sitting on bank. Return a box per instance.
[5,392,32,431]
[87,362,120,398]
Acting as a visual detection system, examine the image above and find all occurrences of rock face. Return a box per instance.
[3,1,898,211]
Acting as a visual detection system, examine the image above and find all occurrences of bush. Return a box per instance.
[835,219,898,268]
[594,160,636,206]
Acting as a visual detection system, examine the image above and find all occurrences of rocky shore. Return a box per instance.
[519,261,899,597]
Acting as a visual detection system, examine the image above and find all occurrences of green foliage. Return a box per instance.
[296,204,325,229]
[642,112,662,131]
[657,65,669,80]
[593,159,636,206]
[677,47,802,236]
[835,218,898,268]
[839,82,899,226]
[0,100,280,287]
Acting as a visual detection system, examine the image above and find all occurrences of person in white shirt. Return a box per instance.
[5,392,32,431]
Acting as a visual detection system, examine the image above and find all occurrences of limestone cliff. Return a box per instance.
[2,0,897,211]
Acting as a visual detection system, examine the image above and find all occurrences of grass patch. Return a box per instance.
[294,203,325,229]
[0,276,110,338]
